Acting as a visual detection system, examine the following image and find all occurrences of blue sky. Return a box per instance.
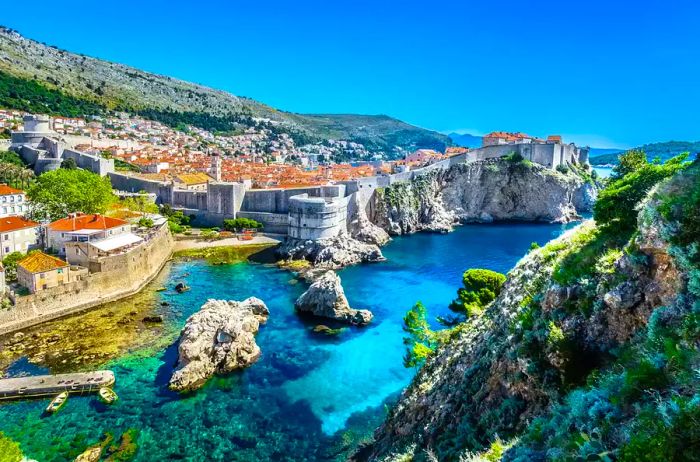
[2,0,698,148]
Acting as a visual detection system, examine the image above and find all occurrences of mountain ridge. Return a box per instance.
[0,26,450,155]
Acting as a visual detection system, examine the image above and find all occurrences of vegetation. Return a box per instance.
[591,141,700,165]
[450,269,506,318]
[26,168,115,220]
[0,432,23,462]
[60,157,78,169]
[223,217,263,232]
[402,302,438,368]
[2,251,25,281]
[160,204,191,233]
[0,150,34,189]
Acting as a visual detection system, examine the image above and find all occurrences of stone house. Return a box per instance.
[46,213,130,257]
[0,216,40,258]
[0,184,28,218]
[16,251,70,294]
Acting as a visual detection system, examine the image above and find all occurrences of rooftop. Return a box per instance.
[48,213,128,232]
[0,216,39,233]
[0,184,23,196]
[175,172,212,185]
[18,251,69,274]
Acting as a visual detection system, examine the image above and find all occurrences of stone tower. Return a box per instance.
[210,153,222,182]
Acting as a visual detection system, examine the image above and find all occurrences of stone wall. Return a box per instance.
[287,194,350,240]
[0,223,174,336]
[62,149,114,176]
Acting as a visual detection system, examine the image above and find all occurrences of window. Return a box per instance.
[40,273,45,279]
[4,247,8,253]
[3,234,7,241]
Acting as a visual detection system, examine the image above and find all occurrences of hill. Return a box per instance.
[0,27,449,155]
[591,141,700,165]
[448,132,483,148]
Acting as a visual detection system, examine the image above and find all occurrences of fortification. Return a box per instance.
[0,222,174,335]
[288,194,349,240]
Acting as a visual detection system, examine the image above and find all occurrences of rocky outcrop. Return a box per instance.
[278,231,385,270]
[169,297,269,392]
[348,192,391,246]
[295,271,373,325]
[371,159,599,235]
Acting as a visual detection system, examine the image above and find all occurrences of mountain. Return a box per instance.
[588,147,623,159]
[590,141,700,165]
[0,27,450,155]
[448,132,483,148]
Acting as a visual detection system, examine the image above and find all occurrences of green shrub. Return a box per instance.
[223,217,263,232]
[556,164,570,174]
[0,432,22,462]
[137,217,154,228]
[450,269,506,317]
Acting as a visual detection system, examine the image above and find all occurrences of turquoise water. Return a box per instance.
[0,222,570,461]
[593,166,613,178]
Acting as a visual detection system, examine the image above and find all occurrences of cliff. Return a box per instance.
[358,159,699,461]
[371,158,598,235]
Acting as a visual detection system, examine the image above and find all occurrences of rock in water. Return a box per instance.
[278,230,385,269]
[295,271,373,325]
[74,446,102,462]
[169,297,270,392]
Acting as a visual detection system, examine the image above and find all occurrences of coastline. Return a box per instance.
[172,233,282,252]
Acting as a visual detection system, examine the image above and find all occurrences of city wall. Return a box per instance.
[0,223,174,336]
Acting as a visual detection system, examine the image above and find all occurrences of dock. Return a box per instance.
[0,370,115,400]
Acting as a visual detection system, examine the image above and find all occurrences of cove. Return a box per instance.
[0,221,571,461]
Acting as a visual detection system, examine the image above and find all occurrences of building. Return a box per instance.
[174,172,211,191]
[16,251,70,294]
[0,216,40,258]
[0,185,28,218]
[482,131,542,146]
[46,213,131,256]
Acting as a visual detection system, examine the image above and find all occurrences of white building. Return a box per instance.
[0,184,28,218]
[0,216,41,258]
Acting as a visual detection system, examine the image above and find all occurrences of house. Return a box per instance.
[0,216,40,258]
[0,184,28,218]
[174,172,211,191]
[47,213,131,256]
[16,251,70,294]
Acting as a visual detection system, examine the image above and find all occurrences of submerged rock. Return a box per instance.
[74,446,102,462]
[295,271,373,326]
[169,297,270,392]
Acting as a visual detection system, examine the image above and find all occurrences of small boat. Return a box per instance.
[98,387,118,404]
[174,282,190,293]
[46,392,68,414]
[155,287,167,292]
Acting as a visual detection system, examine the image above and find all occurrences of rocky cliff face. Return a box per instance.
[277,231,385,269]
[358,163,699,461]
[169,298,269,392]
[372,159,598,235]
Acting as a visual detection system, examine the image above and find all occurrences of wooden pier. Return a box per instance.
[0,371,115,400]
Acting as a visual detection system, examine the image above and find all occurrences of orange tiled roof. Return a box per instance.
[48,213,128,232]
[18,251,68,274]
[0,216,39,233]
[0,184,23,195]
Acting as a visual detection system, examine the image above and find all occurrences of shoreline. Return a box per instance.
[172,233,282,252]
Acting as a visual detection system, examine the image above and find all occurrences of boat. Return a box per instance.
[98,387,118,404]
[46,392,68,414]
[155,287,167,292]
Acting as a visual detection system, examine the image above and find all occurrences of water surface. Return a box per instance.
[0,222,570,461]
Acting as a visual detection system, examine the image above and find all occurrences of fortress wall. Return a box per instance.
[236,211,289,234]
[240,185,345,214]
[40,137,64,158]
[62,149,115,176]
[171,189,208,210]
[0,223,174,336]
[18,145,43,166]
[287,194,350,240]
[108,172,170,196]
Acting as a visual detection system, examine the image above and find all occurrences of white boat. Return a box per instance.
[98,387,118,404]
[46,392,68,414]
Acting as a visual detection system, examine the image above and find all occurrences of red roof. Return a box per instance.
[0,184,23,195]
[0,216,39,233]
[48,213,128,232]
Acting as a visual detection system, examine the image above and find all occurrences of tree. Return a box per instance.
[612,149,648,179]
[1,251,24,281]
[450,268,506,317]
[223,217,263,232]
[0,431,23,462]
[60,157,77,169]
[26,168,115,221]
[403,302,436,368]
[594,153,689,234]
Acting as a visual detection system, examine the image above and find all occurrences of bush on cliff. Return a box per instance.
[26,168,115,221]
[450,268,506,317]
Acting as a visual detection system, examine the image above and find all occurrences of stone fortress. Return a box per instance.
[11,116,590,240]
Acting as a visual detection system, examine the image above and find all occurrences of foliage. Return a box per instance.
[223,217,263,231]
[0,432,22,462]
[0,150,25,167]
[403,302,437,368]
[0,153,34,189]
[160,204,190,233]
[121,194,159,215]
[594,152,689,234]
[555,164,570,174]
[0,70,106,117]
[26,168,115,220]
[60,157,78,169]
[2,251,26,281]
[450,269,506,317]
[591,141,700,166]
[137,217,154,228]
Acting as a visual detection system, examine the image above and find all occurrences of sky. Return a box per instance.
[2,0,699,148]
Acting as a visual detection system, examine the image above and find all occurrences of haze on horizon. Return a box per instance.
[2,0,699,149]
